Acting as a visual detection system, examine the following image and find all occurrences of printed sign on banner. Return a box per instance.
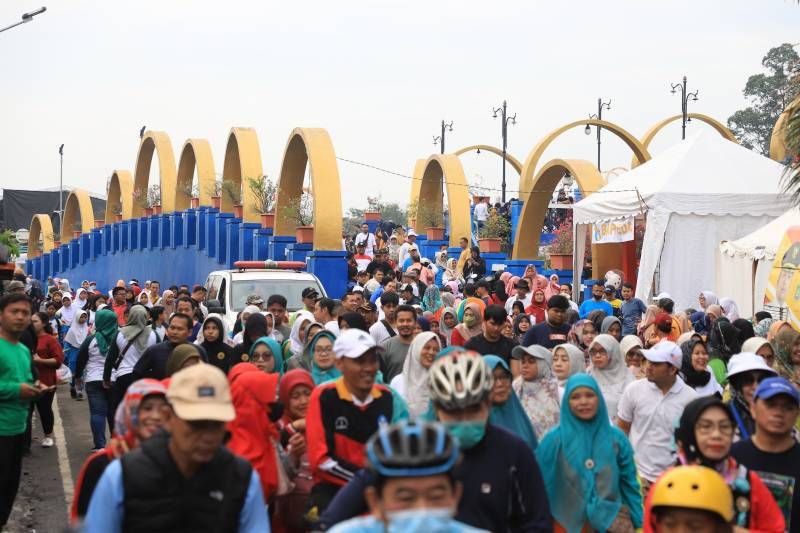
[763,225,800,329]
[591,217,634,244]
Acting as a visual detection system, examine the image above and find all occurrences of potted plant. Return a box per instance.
[207,180,223,209]
[222,180,243,218]
[133,187,151,216]
[180,181,200,208]
[112,203,123,222]
[72,222,83,239]
[478,211,510,253]
[363,196,382,222]
[94,219,105,228]
[546,213,574,270]
[148,185,162,215]
[282,192,314,244]
[415,204,444,241]
[247,175,277,229]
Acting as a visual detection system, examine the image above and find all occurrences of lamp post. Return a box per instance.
[492,100,516,203]
[58,144,64,232]
[432,120,453,154]
[0,7,46,34]
[670,76,699,140]
[584,98,611,171]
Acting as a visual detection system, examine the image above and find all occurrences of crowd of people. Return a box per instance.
[2,228,800,532]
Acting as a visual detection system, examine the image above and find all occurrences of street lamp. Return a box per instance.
[432,120,453,154]
[0,7,46,35]
[670,75,699,140]
[492,100,516,203]
[584,98,611,171]
[58,144,64,232]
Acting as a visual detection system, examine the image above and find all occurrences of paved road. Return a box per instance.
[5,384,97,533]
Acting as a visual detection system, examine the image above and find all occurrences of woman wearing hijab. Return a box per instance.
[690,310,707,336]
[232,305,263,344]
[719,297,740,322]
[569,319,597,365]
[733,318,756,346]
[620,335,645,379]
[441,257,461,286]
[600,316,622,340]
[136,290,152,309]
[551,343,587,399]
[57,292,78,327]
[421,285,445,320]
[544,274,561,301]
[522,264,538,286]
[196,314,234,373]
[726,352,778,441]
[248,336,285,375]
[231,312,269,365]
[513,345,561,440]
[754,317,775,339]
[742,336,777,369]
[390,331,440,417]
[70,379,168,524]
[773,327,800,385]
[706,317,741,385]
[74,288,89,310]
[438,307,457,346]
[524,289,548,325]
[679,338,723,396]
[767,319,792,342]
[698,291,719,311]
[450,302,483,346]
[512,314,531,343]
[64,309,90,400]
[536,374,643,533]
[294,329,341,384]
[287,310,315,359]
[483,355,539,451]
[587,334,634,421]
[165,344,203,376]
[156,289,176,317]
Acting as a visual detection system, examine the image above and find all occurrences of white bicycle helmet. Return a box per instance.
[428,351,493,411]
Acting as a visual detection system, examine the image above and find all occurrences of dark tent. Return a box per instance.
[0,189,106,235]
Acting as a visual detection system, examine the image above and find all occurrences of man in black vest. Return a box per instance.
[84,364,269,532]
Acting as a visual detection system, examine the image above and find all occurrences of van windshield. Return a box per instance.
[231,279,322,312]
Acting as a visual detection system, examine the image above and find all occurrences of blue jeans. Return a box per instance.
[84,381,108,449]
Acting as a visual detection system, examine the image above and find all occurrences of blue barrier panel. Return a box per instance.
[183,209,197,248]
[170,213,184,248]
[215,213,234,264]
[502,259,545,277]
[128,220,139,250]
[159,215,171,249]
[225,218,241,267]
[148,216,160,250]
[197,207,211,251]
[420,239,447,262]
[510,199,523,246]
[480,252,507,275]
[269,236,295,261]
[70,239,80,269]
[42,253,50,280]
[137,217,148,249]
[238,223,260,262]
[121,221,130,251]
[112,223,122,254]
[286,242,312,263]
[254,228,272,260]
[206,210,220,257]
[364,220,379,234]
[80,234,91,264]
[308,250,347,299]
[29,258,38,279]
[90,229,102,260]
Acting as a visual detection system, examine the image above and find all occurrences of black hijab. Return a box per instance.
[339,312,367,332]
[707,317,741,362]
[680,339,712,388]
[200,316,232,373]
[674,396,734,467]
[733,318,755,345]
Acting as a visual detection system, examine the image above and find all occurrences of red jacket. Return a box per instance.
[35,333,64,386]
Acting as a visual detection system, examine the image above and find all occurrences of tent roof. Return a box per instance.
[573,130,791,224]
[719,207,800,261]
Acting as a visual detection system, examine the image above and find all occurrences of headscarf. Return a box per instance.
[165,344,202,377]
[136,291,153,309]
[227,363,281,499]
[121,305,151,353]
[58,295,77,324]
[196,314,233,347]
[242,312,269,353]
[306,330,341,385]
[767,320,790,342]
[93,308,120,356]
[587,334,634,420]
[705,304,723,321]
[401,332,440,417]
[569,319,595,350]
[674,396,735,468]
[279,369,315,424]
[156,289,175,316]
[112,378,167,448]
[522,264,537,286]
[421,286,443,314]
[513,345,561,440]
[416,316,430,332]
[455,297,485,322]
[513,314,531,339]
[438,307,456,344]
[719,297,740,321]
[446,280,462,299]
[707,317,740,362]
[754,317,775,339]
[434,249,448,270]
[249,336,285,375]
[454,302,483,341]
[535,274,548,292]
[690,311,707,335]
[444,258,459,281]
[732,318,755,345]
[553,343,587,386]
[483,355,539,451]
[599,316,620,335]
[440,292,456,309]
[680,339,711,388]
[699,291,718,310]
[773,327,800,377]
[537,374,637,533]
[505,276,520,299]
[741,337,774,358]
[64,310,90,348]
[527,289,548,322]
[545,274,561,300]
[74,288,88,310]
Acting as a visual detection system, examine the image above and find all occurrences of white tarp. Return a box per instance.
[573,130,790,309]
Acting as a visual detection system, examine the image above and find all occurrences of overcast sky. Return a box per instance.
[1,0,798,215]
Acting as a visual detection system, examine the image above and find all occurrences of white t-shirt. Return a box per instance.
[617,377,698,482]
[474,202,489,222]
[84,339,106,383]
[505,294,532,314]
[369,320,395,346]
[398,241,415,268]
[115,330,159,378]
[354,232,377,257]
[325,320,340,336]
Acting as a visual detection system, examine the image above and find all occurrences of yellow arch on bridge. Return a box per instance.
[512,159,605,259]
[133,131,177,216]
[770,95,800,162]
[519,119,650,204]
[632,113,737,168]
[407,159,426,228]
[61,189,95,242]
[452,145,523,175]
[414,154,472,248]
[28,214,55,257]
[105,170,134,224]
[176,138,216,210]
[273,128,344,250]
[222,127,263,223]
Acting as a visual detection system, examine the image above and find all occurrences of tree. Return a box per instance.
[780,98,800,205]
[727,43,800,155]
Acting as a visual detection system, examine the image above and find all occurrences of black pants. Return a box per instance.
[0,433,25,526]
[24,389,56,449]
[110,373,136,426]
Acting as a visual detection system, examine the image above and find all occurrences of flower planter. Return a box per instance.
[426,227,445,241]
[73,230,82,239]
[144,207,154,217]
[478,238,502,253]
[233,204,244,219]
[260,213,275,229]
[190,197,200,208]
[211,196,222,209]
[53,240,61,248]
[95,220,105,229]
[153,205,162,215]
[114,214,123,222]
[364,211,381,222]
[296,225,314,244]
[549,253,573,270]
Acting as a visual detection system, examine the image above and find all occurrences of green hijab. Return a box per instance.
[483,355,538,452]
[94,308,119,356]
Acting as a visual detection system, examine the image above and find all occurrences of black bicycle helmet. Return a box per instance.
[366,420,460,478]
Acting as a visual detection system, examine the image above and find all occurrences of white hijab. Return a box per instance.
[74,288,88,310]
[290,311,315,356]
[587,334,634,420]
[401,332,440,417]
[64,310,90,347]
[57,294,77,325]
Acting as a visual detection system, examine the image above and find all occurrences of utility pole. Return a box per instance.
[432,120,453,154]
[586,98,611,171]
[492,100,516,203]
[670,76,699,140]
[58,144,64,232]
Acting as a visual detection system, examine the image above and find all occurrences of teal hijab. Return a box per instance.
[306,330,342,385]
[249,336,285,376]
[535,374,625,533]
[483,355,538,452]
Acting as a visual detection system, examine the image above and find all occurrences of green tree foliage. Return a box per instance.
[727,43,799,155]
[344,195,408,235]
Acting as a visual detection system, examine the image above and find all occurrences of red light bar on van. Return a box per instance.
[233,260,307,270]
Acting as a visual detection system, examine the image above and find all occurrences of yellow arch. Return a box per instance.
[61,189,95,242]
[104,170,134,223]
[133,131,177,216]
[28,214,54,258]
[632,113,738,168]
[452,145,523,175]
[273,128,344,250]
[519,119,650,203]
[176,138,216,210]
[407,159,426,227]
[770,95,800,162]
[222,127,263,223]
[512,159,605,259]
[415,154,471,248]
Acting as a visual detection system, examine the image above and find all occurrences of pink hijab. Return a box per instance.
[544,274,560,300]
[505,276,520,298]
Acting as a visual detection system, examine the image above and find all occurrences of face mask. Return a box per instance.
[385,507,454,532]
[445,420,486,449]
[463,315,476,327]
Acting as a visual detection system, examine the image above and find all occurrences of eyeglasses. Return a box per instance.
[250,351,272,362]
[695,420,734,436]
[315,346,333,354]
[493,373,512,383]
[588,349,608,357]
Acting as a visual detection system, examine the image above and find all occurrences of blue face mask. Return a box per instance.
[385,508,454,532]
[445,420,486,449]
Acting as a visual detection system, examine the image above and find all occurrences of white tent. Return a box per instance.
[717,207,800,316]
[572,130,790,309]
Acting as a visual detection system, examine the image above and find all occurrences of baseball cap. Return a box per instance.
[407,244,418,251]
[333,329,378,359]
[129,279,139,286]
[754,377,800,405]
[6,280,25,292]
[246,294,265,306]
[726,352,777,380]
[653,291,671,301]
[604,285,615,293]
[167,364,236,422]
[512,344,551,361]
[641,340,682,368]
[302,287,320,299]
[407,229,417,237]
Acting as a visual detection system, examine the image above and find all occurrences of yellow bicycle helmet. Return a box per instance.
[650,465,733,522]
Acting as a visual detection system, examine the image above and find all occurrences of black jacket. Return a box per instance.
[132,341,207,381]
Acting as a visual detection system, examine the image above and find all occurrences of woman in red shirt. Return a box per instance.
[31,312,64,448]
[525,289,548,325]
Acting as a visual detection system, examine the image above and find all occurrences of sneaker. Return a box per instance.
[76,392,84,401]
[70,387,77,399]
[41,437,54,448]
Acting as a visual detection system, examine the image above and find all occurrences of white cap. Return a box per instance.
[333,329,378,359]
[642,340,682,368]
[726,352,777,379]
[653,292,671,301]
[407,229,417,237]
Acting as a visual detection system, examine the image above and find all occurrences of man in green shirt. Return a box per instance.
[0,292,51,527]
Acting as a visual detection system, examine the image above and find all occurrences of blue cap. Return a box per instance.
[753,377,800,405]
